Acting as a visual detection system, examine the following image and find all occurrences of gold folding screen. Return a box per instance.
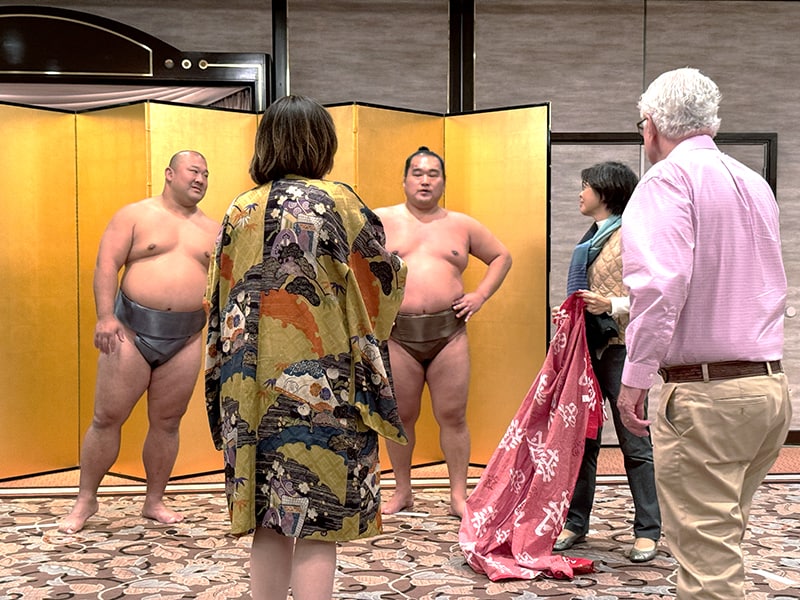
[328,104,550,465]
[445,108,550,462]
[0,105,79,478]
[0,100,547,480]
[74,103,258,478]
[327,104,447,463]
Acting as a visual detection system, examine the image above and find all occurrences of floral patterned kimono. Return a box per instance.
[205,176,407,541]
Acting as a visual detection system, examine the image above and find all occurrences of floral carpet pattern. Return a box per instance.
[1,484,799,599]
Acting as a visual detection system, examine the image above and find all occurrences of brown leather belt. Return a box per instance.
[659,360,782,384]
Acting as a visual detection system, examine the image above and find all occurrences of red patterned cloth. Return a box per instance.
[459,294,603,581]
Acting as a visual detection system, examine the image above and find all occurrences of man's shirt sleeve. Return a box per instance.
[621,171,693,389]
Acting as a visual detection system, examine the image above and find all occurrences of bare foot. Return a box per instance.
[58,498,99,534]
[381,491,414,515]
[142,500,184,525]
[449,496,466,519]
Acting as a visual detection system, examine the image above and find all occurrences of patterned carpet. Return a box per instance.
[1,483,799,599]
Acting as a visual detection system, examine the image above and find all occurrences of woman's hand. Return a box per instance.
[576,289,612,315]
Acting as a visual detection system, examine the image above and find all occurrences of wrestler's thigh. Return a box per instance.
[93,335,152,422]
[426,332,469,419]
[147,334,203,418]
[387,339,426,417]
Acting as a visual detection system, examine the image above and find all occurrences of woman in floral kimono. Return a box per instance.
[205,95,407,600]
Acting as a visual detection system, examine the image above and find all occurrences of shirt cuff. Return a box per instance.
[621,361,658,389]
[609,296,630,317]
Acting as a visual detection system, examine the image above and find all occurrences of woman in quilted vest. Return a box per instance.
[555,161,662,562]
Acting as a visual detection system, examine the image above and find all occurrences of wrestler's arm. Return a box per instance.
[93,205,136,353]
[452,215,512,321]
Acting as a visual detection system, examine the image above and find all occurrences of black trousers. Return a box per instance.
[562,344,662,540]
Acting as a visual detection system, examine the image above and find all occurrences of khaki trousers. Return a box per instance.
[653,373,791,600]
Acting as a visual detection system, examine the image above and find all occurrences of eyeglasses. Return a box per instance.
[636,117,647,134]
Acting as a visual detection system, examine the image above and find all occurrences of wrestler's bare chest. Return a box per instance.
[391,219,468,269]
[129,214,214,265]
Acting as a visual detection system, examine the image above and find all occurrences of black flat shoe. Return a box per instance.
[553,530,586,551]
[629,538,658,562]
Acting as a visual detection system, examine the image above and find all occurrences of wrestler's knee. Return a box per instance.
[146,409,185,434]
[429,385,469,426]
[147,390,192,428]
[90,403,133,429]
[433,406,469,428]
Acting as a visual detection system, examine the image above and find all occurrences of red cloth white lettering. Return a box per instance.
[459,293,602,580]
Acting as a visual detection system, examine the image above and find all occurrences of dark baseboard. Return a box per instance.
[786,430,800,445]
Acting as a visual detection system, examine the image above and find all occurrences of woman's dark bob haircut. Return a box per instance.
[580,161,638,216]
[249,95,338,184]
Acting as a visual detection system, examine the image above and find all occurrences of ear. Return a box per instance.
[644,121,671,163]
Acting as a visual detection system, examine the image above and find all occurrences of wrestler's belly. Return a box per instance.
[399,263,465,314]
[121,258,208,312]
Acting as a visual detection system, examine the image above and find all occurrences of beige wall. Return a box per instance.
[471,0,800,434]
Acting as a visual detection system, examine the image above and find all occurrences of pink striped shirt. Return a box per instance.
[621,135,786,389]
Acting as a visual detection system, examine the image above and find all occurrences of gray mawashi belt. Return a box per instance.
[114,291,206,338]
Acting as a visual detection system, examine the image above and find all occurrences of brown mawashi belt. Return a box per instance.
[659,360,783,383]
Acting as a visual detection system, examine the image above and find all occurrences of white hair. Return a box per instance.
[638,67,722,139]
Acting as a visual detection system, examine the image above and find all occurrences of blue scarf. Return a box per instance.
[566,215,621,295]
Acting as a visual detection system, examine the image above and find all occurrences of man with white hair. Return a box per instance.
[617,67,791,599]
